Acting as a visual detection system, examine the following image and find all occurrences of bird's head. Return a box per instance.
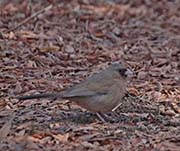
[107,62,133,80]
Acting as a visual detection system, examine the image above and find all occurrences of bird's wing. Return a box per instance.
[62,82,107,98]
[62,75,111,98]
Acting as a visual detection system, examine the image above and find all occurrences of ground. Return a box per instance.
[0,0,180,150]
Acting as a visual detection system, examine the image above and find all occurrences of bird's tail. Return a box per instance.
[16,93,61,100]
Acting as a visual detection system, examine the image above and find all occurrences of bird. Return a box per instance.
[17,62,132,121]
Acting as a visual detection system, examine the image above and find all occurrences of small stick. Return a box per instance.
[7,4,52,32]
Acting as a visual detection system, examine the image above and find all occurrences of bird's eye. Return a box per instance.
[118,69,127,77]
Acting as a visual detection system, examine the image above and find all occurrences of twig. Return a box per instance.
[7,4,53,32]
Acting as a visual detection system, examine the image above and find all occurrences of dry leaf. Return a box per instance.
[0,99,7,109]
[64,45,75,53]
[0,117,13,140]
[159,105,176,116]
[51,133,69,142]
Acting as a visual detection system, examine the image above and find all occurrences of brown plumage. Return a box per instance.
[17,63,132,113]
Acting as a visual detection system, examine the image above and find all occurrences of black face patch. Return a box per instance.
[118,68,127,77]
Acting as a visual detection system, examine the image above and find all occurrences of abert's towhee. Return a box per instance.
[17,63,132,121]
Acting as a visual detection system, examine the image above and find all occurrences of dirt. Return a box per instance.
[0,0,180,150]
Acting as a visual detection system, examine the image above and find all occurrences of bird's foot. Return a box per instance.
[96,112,118,123]
[96,113,106,122]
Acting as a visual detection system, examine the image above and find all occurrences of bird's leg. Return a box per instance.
[112,103,122,112]
[111,103,122,118]
[96,112,117,122]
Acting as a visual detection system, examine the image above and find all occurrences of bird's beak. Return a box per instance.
[125,69,133,77]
